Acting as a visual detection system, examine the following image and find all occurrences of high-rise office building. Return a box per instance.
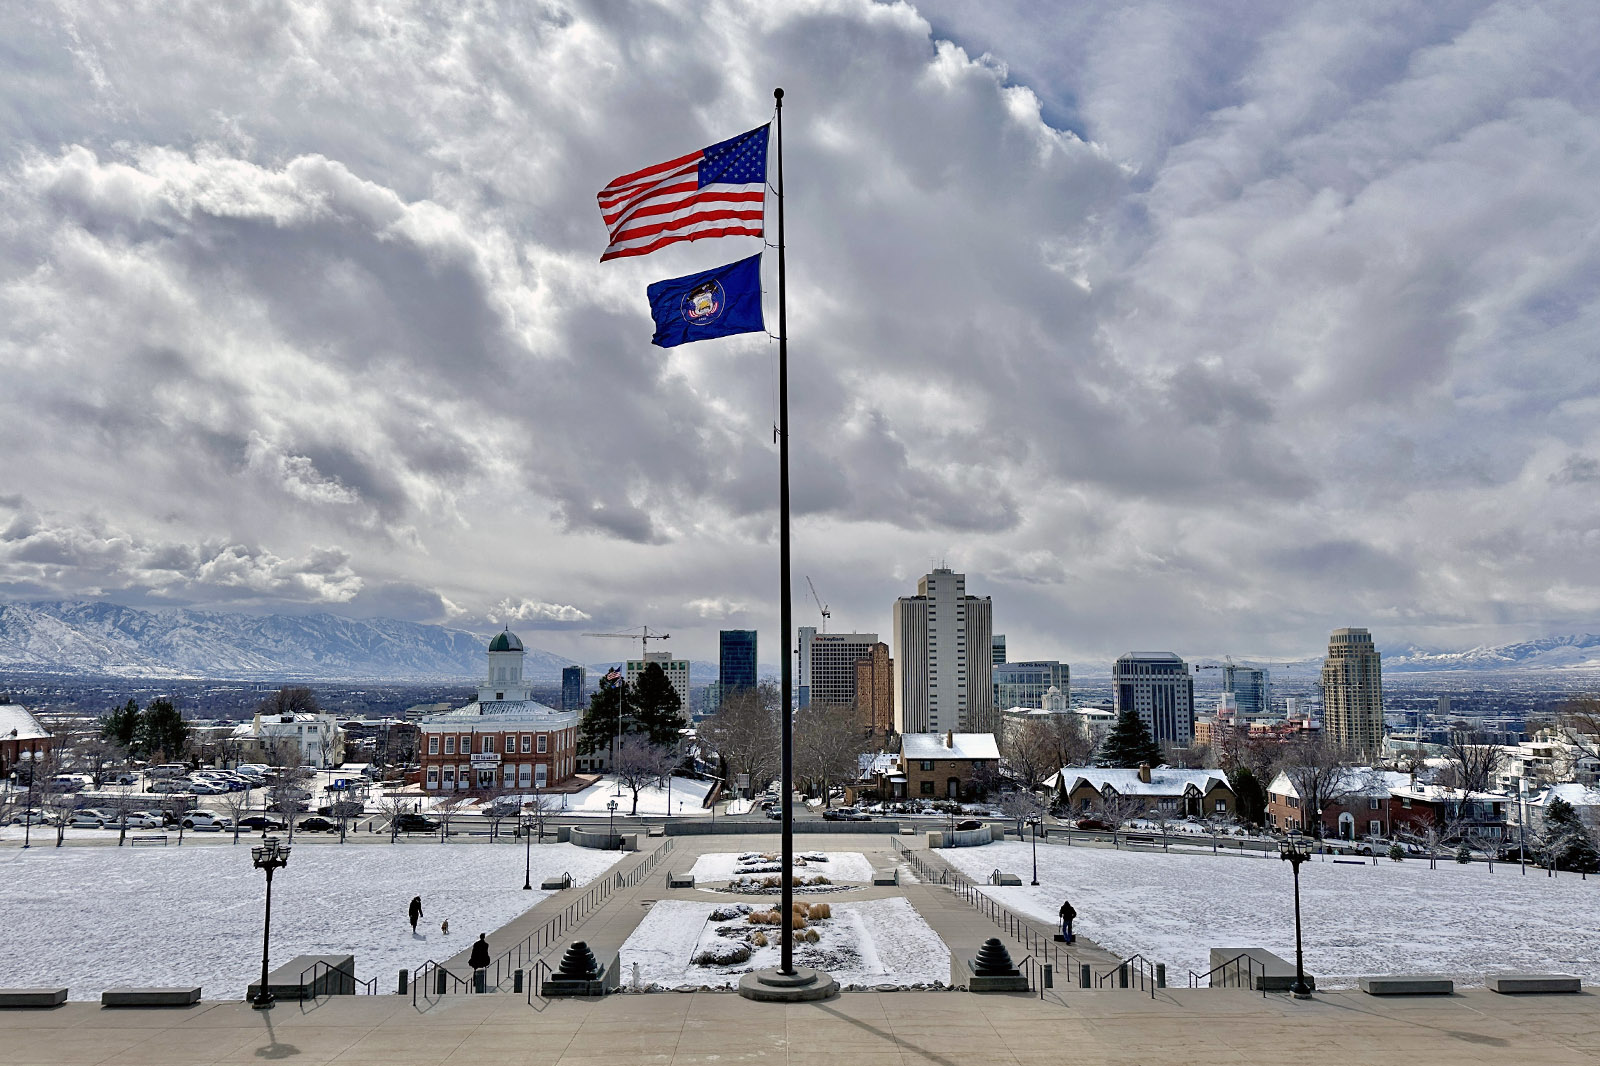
[1113,652,1195,746]
[992,635,1006,666]
[892,568,994,735]
[561,665,587,711]
[1321,627,1383,756]
[798,628,881,708]
[626,652,691,709]
[718,630,758,693]
[994,660,1070,710]
[854,643,895,735]
[1223,663,1269,717]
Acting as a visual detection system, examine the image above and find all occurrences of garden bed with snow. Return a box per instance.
[942,840,1600,988]
[688,850,874,887]
[620,897,949,990]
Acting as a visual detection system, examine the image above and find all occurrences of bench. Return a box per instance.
[1360,976,1454,996]
[101,987,201,1007]
[1487,973,1582,994]
[1333,859,1365,865]
[130,835,168,847]
[666,871,695,889]
[0,988,67,1008]
[540,872,574,891]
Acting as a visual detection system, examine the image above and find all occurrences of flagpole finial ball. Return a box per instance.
[774,87,783,101]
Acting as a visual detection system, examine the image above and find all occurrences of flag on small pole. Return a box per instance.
[646,254,764,348]
[596,125,769,261]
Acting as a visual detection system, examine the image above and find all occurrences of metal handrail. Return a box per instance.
[1188,951,1267,997]
[525,957,554,1010]
[1095,953,1158,998]
[411,959,471,1004]
[300,958,377,996]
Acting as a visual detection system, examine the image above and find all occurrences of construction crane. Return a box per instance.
[805,576,830,633]
[582,625,671,660]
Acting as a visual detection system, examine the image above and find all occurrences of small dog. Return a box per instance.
[441,919,450,936]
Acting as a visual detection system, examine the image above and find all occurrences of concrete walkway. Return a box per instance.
[4,987,1598,1065]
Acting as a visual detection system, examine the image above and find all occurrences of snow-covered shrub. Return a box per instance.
[710,904,750,921]
[693,939,753,966]
[1388,843,1405,862]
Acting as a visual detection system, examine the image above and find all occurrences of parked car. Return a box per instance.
[765,809,782,821]
[122,811,165,829]
[844,811,873,821]
[822,809,847,821]
[146,764,188,779]
[1073,817,1114,832]
[296,816,337,832]
[394,813,439,832]
[237,816,287,832]
[110,771,140,786]
[953,819,983,831]
[181,811,232,831]
[67,812,106,829]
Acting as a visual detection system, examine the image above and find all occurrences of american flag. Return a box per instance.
[597,125,768,262]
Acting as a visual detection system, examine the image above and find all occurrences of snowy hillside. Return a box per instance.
[0,601,579,681]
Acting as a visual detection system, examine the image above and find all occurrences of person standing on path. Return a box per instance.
[408,895,423,934]
[1059,898,1076,943]
[469,932,492,992]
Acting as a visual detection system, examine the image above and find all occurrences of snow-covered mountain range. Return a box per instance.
[0,601,579,681]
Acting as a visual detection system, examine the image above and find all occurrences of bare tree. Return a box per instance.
[1279,735,1369,840]
[795,702,870,806]
[1440,728,1506,799]
[159,791,194,845]
[38,760,77,847]
[1001,718,1061,790]
[1094,788,1149,845]
[434,794,471,842]
[77,737,122,789]
[220,787,254,843]
[374,792,412,843]
[614,735,678,815]
[257,686,323,717]
[103,790,147,846]
[998,789,1046,835]
[267,765,314,842]
[699,683,780,796]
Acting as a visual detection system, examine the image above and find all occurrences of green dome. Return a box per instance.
[488,629,524,653]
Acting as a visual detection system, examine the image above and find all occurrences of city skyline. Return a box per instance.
[4,2,1600,671]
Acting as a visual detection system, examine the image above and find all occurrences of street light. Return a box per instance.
[1030,816,1042,885]
[1278,835,1313,999]
[607,798,618,840]
[250,836,292,1009]
[522,809,534,891]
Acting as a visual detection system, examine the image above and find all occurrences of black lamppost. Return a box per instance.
[607,798,618,841]
[1279,835,1313,999]
[522,810,534,891]
[1030,817,1041,886]
[251,836,291,1009]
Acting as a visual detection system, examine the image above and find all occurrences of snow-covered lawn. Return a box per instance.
[620,897,948,990]
[0,841,622,1000]
[558,776,715,817]
[942,841,1600,987]
[688,851,874,883]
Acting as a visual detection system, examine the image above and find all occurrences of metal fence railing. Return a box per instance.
[1189,951,1267,997]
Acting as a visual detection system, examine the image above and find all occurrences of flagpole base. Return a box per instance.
[738,966,837,1002]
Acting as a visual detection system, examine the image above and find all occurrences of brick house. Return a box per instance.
[1,704,54,781]
[419,630,579,792]
[1264,769,1405,838]
[1046,764,1237,820]
[898,731,1000,800]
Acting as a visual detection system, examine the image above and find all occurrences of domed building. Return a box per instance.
[418,629,579,792]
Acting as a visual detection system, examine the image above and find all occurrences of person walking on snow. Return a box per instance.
[408,895,423,934]
[1058,898,1076,943]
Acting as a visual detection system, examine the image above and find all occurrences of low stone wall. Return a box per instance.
[569,827,623,850]
[664,820,903,836]
[930,825,993,849]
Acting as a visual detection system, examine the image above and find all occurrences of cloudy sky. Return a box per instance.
[3,0,1599,667]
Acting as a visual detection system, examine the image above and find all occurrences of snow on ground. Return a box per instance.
[621,897,948,990]
[725,798,753,816]
[0,842,622,1000]
[559,776,715,817]
[688,851,874,883]
[942,841,1600,987]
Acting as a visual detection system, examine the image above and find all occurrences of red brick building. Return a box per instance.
[0,704,54,781]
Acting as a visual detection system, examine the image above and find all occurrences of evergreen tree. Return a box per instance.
[632,662,687,747]
[1542,797,1600,873]
[101,699,142,751]
[138,699,189,759]
[1095,710,1164,768]
[578,668,634,757]
[1226,765,1267,824]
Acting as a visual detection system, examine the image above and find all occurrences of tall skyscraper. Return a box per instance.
[994,660,1071,710]
[1321,627,1383,755]
[798,628,881,708]
[718,630,758,693]
[892,568,994,735]
[561,665,587,711]
[626,651,691,709]
[1223,663,1269,717]
[1113,652,1195,747]
[992,635,1007,665]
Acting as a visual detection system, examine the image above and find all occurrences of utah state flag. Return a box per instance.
[646,254,764,348]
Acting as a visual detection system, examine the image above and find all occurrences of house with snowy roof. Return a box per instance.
[1044,764,1237,820]
[1265,769,1409,839]
[1388,780,1512,841]
[0,702,54,781]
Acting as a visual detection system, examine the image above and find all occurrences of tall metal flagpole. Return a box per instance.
[774,85,796,978]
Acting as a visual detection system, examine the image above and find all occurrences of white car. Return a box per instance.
[181,811,232,831]
[67,812,106,829]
